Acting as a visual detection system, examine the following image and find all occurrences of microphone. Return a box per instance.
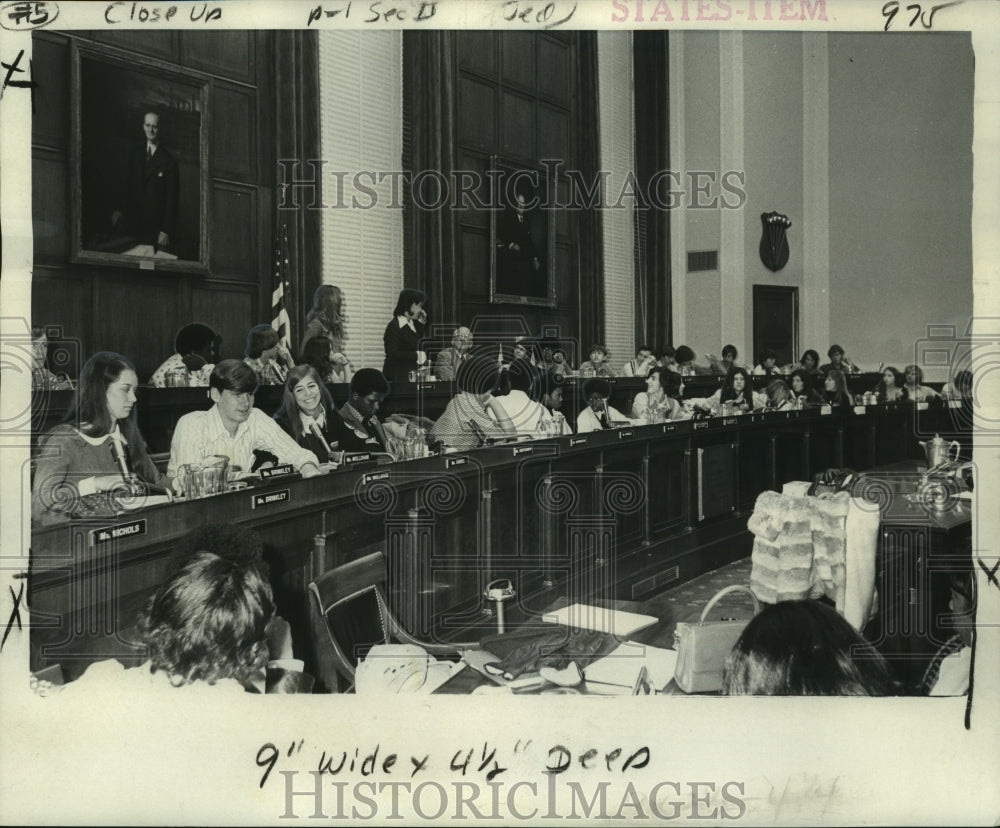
[108,435,132,482]
[307,418,335,460]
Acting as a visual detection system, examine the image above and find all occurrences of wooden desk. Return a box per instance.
[858,461,973,691]
[29,404,965,681]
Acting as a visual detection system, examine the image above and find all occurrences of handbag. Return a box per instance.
[673,584,761,693]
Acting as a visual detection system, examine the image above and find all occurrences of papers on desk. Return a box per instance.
[543,603,658,637]
[583,642,678,694]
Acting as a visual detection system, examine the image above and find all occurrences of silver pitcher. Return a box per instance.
[918,433,960,467]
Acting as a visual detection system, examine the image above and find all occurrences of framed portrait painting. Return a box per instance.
[70,43,210,273]
[489,157,556,308]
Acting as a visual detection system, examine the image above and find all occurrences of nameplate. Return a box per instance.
[570,437,588,446]
[693,421,710,430]
[917,402,929,411]
[661,424,678,433]
[722,417,738,427]
[260,464,294,479]
[853,405,866,415]
[91,519,147,546]
[820,405,832,415]
[948,399,962,408]
[445,456,468,468]
[513,445,534,456]
[617,430,634,439]
[343,453,373,466]
[252,490,289,509]
[363,471,390,485]
[418,383,435,391]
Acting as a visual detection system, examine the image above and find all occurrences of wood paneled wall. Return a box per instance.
[30,31,292,380]
[404,31,602,348]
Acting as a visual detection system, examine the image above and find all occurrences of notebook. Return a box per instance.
[583,642,678,692]
[542,604,658,637]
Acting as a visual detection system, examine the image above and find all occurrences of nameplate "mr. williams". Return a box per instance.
[252,490,290,509]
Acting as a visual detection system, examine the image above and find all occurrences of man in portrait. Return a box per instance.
[496,176,547,299]
[111,110,179,252]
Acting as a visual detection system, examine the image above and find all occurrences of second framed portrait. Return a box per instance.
[490,157,556,308]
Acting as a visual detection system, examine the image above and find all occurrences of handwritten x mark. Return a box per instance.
[2,583,25,651]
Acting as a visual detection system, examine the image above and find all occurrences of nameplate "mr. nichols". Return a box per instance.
[252,490,290,509]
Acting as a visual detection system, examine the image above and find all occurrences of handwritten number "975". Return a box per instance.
[882,0,961,31]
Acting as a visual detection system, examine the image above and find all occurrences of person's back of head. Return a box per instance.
[722,600,895,696]
[300,337,333,372]
[457,353,501,396]
[674,345,695,365]
[507,358,536,395]
[138,551,274,687]
[175,323,220,357]
[245,324,278,359]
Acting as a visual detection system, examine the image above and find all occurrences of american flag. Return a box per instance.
[271,223,292,350]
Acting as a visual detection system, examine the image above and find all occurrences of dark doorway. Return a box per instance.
[752,285,798,367]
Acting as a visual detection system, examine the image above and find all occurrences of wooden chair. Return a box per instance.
[308,550,476,693]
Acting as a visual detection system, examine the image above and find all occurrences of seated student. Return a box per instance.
[873,367,905,402]
[300,336,351,385]
[549,346,575,378]
[621,344,657,378]
[765,378,795,410]
[941,369,973,402]
[822,368,853,407]
[329,368,397,453]
[431,354,518,450]
[31,326,74,390]
[631,366,684,421]
[495,358,551,435]
[818,343,860,376]
[673,344,710,377]
[538,370,573,434]
[149,323,222,388]
[752,349,785,377]
[659,345,678,372]
[32,351,166,525]
[690,366,765,413]
[434,327,474,381]
[902,364,940,403]
[919,572,975,696]
[576,377,633,432]
[577,344,616,378]
[788,368,824,406]
[512,335,540,367]
[722,600,896,696]
[243,324,295,386]
[797,349,822,376]
[167,359,320,480]
[273,365,340,463]
[56,552,304,696]
[706,344,739,376]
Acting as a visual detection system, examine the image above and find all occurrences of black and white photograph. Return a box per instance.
[1,1,998,825]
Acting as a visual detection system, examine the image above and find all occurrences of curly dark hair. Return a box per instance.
[138,552,274,687]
